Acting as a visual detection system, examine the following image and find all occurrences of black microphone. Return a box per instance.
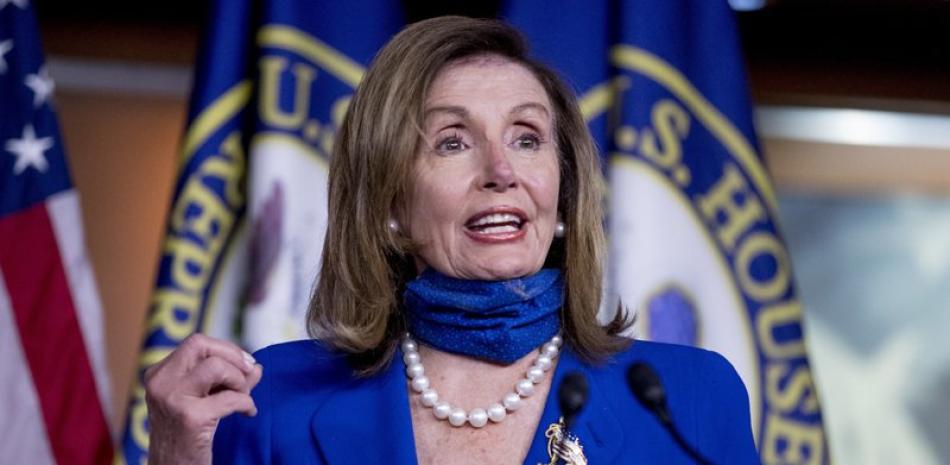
[627,362,716,465]
[558,371,589,431]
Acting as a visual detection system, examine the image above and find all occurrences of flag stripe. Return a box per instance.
[0,202,113,465]
[0,271,57,465]
[46,191,114,432]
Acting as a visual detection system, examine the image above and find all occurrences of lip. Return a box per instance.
[464,206,528,244]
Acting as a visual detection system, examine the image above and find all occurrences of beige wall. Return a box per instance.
[764,138,950,195]
[58,91,186,427]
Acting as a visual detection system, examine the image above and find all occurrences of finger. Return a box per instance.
[177,333,256,374]
[204,389,258,419]
[246,363,264,392]
[186,356,253,396]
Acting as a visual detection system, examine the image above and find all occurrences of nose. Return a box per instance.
[479,143,517,192]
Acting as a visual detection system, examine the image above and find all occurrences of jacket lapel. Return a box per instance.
[310,356,418,465]
[574,373,625,465]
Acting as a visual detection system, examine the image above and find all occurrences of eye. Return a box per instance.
[435,133,469,154]
[512,132,542,151]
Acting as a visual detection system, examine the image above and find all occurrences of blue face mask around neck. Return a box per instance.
[402,268,563,364]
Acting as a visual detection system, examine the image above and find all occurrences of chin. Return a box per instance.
[471,258,543,281]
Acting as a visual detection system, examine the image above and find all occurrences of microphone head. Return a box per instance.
[558,372,589,424]
[626,362,667,412]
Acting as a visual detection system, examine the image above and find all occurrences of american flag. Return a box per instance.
[0,2,113,464]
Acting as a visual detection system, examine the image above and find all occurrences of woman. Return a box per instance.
[145,16,760,465]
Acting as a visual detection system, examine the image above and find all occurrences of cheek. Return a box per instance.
[407,172,466,234]
[525,164,561,213]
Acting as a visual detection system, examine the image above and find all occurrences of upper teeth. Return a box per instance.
[471,213,522,227]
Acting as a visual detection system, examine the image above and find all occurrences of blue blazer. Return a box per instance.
[213,339,761,465]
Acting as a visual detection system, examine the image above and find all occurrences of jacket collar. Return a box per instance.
[310,347,624,465]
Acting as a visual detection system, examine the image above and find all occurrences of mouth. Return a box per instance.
[464,207,528,242]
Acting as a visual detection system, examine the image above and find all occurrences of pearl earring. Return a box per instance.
[554,221,565,238]
[388,218,399,233]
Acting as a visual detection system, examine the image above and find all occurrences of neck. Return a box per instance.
[416,343,558,410]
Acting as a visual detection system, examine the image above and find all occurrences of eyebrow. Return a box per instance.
[423,102,552,121]
[510,102,551,118]
[424,105,469,120]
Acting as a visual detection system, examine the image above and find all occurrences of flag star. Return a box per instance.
[0,0,29,10]
[5,124,53,175]
[25,66,54,107]
[0,40,12,74]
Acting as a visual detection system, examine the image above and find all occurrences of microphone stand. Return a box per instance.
[627,362,716,465]
[658,416,714,465]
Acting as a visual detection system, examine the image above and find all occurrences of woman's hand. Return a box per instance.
[144,333,263,465]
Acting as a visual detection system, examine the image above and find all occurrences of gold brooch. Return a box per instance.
[540,417,588,465]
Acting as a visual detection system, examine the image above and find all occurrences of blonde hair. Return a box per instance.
[308,16,631,374]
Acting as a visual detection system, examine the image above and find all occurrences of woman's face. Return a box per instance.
[404,55,560,281]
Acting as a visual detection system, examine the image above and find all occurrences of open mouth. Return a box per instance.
[464,208,528,240]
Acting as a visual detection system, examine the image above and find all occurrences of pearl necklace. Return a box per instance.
[401,333,562,428]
